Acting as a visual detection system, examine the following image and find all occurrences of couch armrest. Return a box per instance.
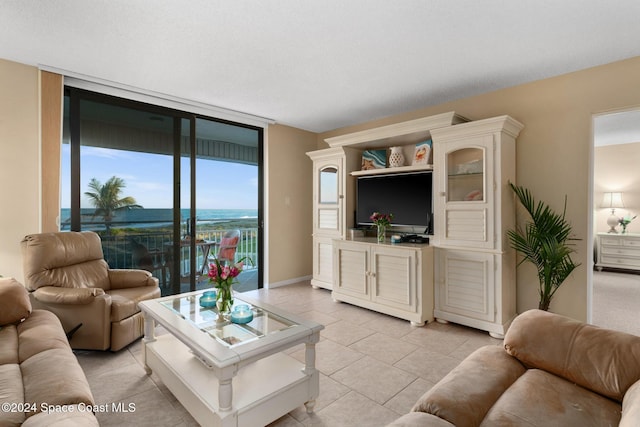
[108,269,159,289]
[32,286,106,305]
[621,380,640,426]
[411,345,526,427]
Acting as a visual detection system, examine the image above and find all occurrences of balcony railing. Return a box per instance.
[100,228,258,273]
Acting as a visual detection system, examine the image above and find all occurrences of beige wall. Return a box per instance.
[0,59,41,281]
[594,142,640,234]
[266,124,317,285]
[318,56,640,322]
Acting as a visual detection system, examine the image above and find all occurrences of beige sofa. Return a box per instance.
[21,231,161,351]
[0,278,98,426]
[389,309,640,426]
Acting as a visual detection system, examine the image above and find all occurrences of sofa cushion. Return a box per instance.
[21,348,94,418]
[108,286,160,322]
[21,406,100,427]
[31,286,106,305]
[17,310,70,362]
[481,369,622,426]
[0,364,26,426]
[0,277,31,325]
[0,325,19,365]
[504,309,640,402]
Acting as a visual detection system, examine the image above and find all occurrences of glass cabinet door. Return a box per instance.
[317,165,341,233]
[446,148,484,202]
[319,167,338,204]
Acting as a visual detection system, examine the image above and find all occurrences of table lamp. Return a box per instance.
[602,192,625,233]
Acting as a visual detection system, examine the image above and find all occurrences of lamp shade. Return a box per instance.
[602,192,625,209]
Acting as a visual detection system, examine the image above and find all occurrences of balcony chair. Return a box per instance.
[21,231,161,351]
[213,229,241,265]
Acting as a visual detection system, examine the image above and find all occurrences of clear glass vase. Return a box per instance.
[377,225,386,243]
[216,284,234,321]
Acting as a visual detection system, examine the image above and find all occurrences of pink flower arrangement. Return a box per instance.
[208,261,243,283]
[370,212,393,227]
[208,256,251,315]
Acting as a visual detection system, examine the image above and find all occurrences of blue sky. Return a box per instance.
[61,145,258,209]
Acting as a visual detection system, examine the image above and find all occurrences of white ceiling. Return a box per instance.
[594,110,640,147]
[2,1,640,133]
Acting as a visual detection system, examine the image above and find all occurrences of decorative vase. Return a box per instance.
[216,284,234,320]
[377,225,386,243]
[388,146,405,168]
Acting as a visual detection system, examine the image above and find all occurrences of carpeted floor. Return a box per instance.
[592,270,640,336]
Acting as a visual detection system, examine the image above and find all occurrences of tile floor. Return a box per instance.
[75,281,503,427]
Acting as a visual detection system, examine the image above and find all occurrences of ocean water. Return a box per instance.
[60,208,258,230]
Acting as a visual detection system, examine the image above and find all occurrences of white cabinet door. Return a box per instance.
[311,236,334,289]
[434,135,495,249]
[371,245,416,312]
[334,241,369,298]
[436,249,495,323]
[313,157,344,239]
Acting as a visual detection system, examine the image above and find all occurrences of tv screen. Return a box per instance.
[356,171,433,233]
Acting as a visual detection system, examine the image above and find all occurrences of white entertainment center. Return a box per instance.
[307,112,523,337]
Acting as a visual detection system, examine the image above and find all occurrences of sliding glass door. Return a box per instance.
[62,88,263,295]
[193,118,260,292]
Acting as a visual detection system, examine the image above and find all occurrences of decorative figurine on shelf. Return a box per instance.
[370,212,393,243]
[388,146,405,167]
[619,215,637,234]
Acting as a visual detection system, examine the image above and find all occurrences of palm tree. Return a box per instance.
[85,176,142,234]
[507,183,581,311]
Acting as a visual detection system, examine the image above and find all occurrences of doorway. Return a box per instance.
[590,108,640,334]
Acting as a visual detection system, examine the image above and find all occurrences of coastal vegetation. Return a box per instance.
[85,176,141,234]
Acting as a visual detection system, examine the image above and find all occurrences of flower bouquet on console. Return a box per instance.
[370,212,393,243]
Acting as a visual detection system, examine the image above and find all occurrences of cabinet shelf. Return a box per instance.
[447,172,483,178]
[351,164,433,177]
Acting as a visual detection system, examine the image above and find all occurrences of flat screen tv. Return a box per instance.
[356,171,433,234]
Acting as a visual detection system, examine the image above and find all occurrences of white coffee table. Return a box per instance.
[139,290,323,427]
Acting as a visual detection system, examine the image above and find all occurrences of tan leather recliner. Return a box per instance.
[21,231,161,351]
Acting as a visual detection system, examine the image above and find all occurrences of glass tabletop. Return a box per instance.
[159,291,297,348]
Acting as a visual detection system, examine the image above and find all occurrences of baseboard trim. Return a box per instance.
[266,275,312,289]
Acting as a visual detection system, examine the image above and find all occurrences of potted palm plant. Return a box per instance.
[507,183,580,311]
